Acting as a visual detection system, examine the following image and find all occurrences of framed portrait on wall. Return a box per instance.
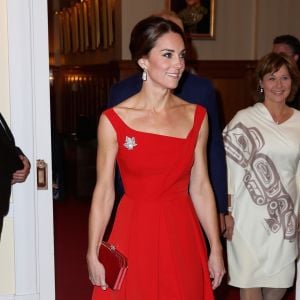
[166,0,215,39]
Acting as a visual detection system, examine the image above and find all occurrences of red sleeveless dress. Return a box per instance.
[92,105,214,300]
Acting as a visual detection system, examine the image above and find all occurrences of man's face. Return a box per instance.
[272,43,298,62]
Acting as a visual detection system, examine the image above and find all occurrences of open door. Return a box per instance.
[0,0,55,299]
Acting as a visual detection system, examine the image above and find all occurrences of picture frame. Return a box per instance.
[166,0,215,39]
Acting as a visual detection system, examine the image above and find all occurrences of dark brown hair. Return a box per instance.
[129,16,186,70]
[273,34,300,68]
[255,52,300,102]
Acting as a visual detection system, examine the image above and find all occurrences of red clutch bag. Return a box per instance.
[99,242,128,290]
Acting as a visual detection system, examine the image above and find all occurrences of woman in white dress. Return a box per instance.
[223,52,300,300]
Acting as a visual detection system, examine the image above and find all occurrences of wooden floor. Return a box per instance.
[53,197,296,300]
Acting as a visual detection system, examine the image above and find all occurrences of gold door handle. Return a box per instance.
[37,159,48,190]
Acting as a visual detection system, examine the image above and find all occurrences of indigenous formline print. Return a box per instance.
[223,122,297,240]
[166,0,215,39]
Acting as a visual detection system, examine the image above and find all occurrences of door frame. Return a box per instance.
[1,0,55,299]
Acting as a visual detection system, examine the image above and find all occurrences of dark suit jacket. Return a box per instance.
[0,113,23,217]
[288,89,300,110]
[108,71,227,213]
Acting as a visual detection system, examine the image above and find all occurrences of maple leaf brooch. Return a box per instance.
[123,136,137,150]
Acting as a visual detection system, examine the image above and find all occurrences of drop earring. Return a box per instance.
[260,87,264,93]
[142,69,147,81]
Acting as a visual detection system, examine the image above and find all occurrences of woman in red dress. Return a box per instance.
[87,16,225,299]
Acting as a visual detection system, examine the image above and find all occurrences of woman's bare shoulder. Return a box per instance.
[112,95,139,118]
[172,96,197,117]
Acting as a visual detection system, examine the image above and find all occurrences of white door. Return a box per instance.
[2,0,55,299]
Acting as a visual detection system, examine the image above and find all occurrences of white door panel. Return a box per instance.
[1,0,55,299]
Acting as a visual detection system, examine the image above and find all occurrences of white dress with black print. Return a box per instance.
[223,102,300,288]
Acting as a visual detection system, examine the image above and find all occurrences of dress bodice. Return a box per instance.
[104,105,206,201]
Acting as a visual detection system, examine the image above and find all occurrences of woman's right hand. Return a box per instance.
[87,254,108,290]
[223,214,234,241]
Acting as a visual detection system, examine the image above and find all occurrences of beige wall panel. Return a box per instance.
[119,0,300,61]
[256,0,300,58]
[121,0,165,59]
[120,0,258,60]
[192,0,257,60]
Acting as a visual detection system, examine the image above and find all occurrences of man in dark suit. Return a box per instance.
[108,70,227,229]
[0,113,31,239]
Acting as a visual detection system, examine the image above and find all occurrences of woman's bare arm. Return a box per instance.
[86,114,118,288]
[189,114,225,289]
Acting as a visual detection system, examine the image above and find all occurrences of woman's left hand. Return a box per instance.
[208,249,226,290]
